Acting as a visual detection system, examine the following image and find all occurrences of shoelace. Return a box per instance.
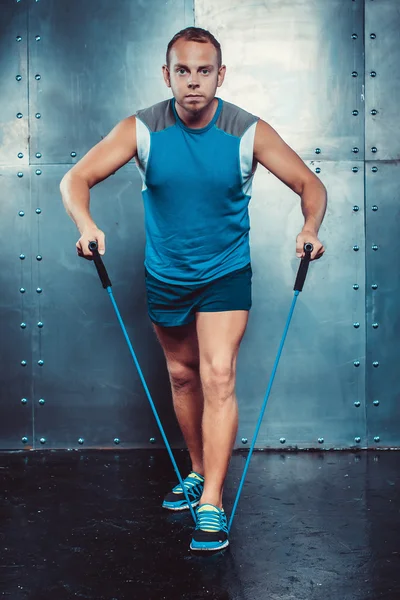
[173,474,203,494]
[196,507,228,533]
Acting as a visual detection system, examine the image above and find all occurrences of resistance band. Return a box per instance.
[87,240,197,524]
[228,242,314,532]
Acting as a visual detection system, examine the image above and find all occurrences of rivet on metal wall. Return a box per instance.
[315,167,321,173]
[16,36,22,42]
[353,284,359,290]
[353,360,360,367]
[21,437,28,444]
[17,172,23,178]
[21,360,27,367]
[371,147,377,153]
[351,71,358,78]
[17,113,23,119]
[39,438,46,444]
[35,74,41,81]
[35,113,41,119]
[20,287,26,294]
[353,245,359,251]
[372,244,378,251]
[373,456,379,462]
[372,323,379,329]
[352,147,359,154]
[149,437,156,444]
[35,153,42,159]
[241,437,248,444]
[16,75,22,81]
[354,401,361,407]
[373,400,379,406]
[38,360,44,366]
[36,255,42,261]
[354,437,361,444]
[373,436,380,443]
[20,254,25,260]
[36,287,42,294]
[20,323,26,329]
[279,437,286,444]
[352,167,359,173]
[371,284,378,290]
[318,437,324,444]
[19,210,24,216]
[35,35,41,41]
[372,361,379,368]
[370,33,376,40]
[35,169,42,176]
[315,148,321,154]
[78,438,84,445]
[353,205,359,212]
[21,398,28,404]
[371,109,378,115]
[351,33,358,40]
[371,166,378,173]
[352,110,359,116]
[71,152,77,158]
[36,208,41,214]
[370,71,377,78]
[114,438,120,445]
[37,322,43,328]
[372,205,378,211]
[38,398,45,405]
[353,322,360,328]
[18,153,23,159]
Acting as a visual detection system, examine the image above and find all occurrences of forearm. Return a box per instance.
[300,180,327,234]
[59,172,96,234]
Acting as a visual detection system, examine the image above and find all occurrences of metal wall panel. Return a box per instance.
[0,1,29,165]
[365,0,400,161]
[364,0,400,447]
[196,0,367,448]
[30,164,184,449]
[195,0,365,162]
[236,161,366,448]
[28,0,193,164]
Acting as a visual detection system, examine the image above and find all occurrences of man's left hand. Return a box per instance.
[296,229,325,261]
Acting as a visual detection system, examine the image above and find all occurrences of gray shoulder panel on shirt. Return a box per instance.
[216,100,259,138]
[135,99,175,133]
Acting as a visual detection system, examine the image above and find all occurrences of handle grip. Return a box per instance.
[88,241,112,289]
[293,242,313,292]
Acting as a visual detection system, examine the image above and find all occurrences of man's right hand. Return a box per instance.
[76,226,105,260]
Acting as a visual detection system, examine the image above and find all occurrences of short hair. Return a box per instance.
[166,27,222,68]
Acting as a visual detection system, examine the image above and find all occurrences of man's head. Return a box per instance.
[163,27,226,114]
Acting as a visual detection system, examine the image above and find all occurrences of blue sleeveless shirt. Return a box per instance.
[134,97,259,285]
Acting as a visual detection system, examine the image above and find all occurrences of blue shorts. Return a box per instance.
[145,263,252,327]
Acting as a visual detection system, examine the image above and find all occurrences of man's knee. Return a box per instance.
[200,358,236,398]
[167,360,200,391]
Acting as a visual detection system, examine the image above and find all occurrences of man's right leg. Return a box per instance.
[152,320,204,476]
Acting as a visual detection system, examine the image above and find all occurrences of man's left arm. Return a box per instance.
[253,119,327,261]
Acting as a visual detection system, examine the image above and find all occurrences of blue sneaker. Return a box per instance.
[190,503,229,551]
[162,472,204,511]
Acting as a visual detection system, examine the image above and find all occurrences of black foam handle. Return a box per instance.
[293,242,314,292]
[88,241,112,289]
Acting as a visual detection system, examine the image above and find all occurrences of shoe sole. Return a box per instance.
[162,500,200,511]
[190,539,230,552]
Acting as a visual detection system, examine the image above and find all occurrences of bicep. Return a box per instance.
[253,119,317,195]
[63,115,138,188]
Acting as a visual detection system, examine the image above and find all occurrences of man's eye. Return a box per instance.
[202,69,209,75]
[177,69,186,75]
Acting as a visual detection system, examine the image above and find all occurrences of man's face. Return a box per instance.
[163,39,226,113]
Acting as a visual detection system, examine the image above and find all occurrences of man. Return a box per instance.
[60,26,327,552]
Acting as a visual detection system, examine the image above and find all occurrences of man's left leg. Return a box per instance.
[190,309,249,550]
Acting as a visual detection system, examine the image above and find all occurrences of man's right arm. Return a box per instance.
[59,115,137,258]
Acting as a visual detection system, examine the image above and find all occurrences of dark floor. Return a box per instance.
[0,449,399,600]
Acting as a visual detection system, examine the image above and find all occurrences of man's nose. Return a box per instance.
[188,72,200,87]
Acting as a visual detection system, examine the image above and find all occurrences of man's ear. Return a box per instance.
[162,65,171,88]
[217,65,226,87]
